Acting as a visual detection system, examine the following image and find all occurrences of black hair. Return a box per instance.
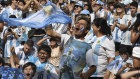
[0,57,4,66]
[9,15,17,18]
[93,18,112,38]
[76,14,91,31]
[22,62,36,77]
[130,1,138,8]
[119,46,128,55]
[49,37,57,42]
[18,0,25,5]
[38,45,51,57]
[25,39,34,47]
[21,41,25,45]
[83,0,92,13]
[132,13,140,31]
[1,1,10,6]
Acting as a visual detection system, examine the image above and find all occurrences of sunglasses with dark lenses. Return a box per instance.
[84,4,89,7]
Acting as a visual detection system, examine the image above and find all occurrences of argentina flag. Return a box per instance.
[0,1,72,28]
[106,60,123,75]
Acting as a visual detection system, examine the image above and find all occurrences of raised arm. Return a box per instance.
[45,25,61,39]
[37,36,51,46]
[10,46,20,68]
[33,0,39,6]
[22,0,32,11]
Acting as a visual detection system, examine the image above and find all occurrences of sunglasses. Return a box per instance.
[84,4,89,7]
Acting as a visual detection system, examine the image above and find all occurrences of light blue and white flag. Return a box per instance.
[0,2,72,28]
[106,60,123,75]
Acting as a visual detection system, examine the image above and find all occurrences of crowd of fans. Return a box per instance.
[0,0,140,79]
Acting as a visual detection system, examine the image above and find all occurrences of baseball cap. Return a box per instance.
[95,0,104,5]
[115,3,125,8]
[80,10,90,14]
[75,1,84,8]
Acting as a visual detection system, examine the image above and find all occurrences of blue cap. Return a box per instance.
[75,1,84,8]
[70,0,77,2]
[96,0,104,5]
[80,10,90,14]
[123,0,132,5]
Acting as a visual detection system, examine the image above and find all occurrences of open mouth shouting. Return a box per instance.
[39,57,47,63]
[25,73,31,78]
[75,27,80,32]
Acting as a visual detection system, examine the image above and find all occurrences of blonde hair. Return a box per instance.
[114,8,125,19]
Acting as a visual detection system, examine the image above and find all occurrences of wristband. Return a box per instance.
[43,35,48,38]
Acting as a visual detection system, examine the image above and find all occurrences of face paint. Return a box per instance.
[80,27,85,32]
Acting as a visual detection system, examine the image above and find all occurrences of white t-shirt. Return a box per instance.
[5,6,22,19]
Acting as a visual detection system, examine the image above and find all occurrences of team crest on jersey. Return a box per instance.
[97,40,101,44]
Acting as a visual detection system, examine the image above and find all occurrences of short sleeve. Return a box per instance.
[102,39,115,58]
[86,49,96,67]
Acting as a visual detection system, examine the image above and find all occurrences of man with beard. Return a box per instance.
[46,15,96,79]
[10,39,37,68]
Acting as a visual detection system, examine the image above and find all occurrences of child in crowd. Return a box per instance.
[23,62,36,79]
[115,47,133,76]
[37,37,61,70]
[107,46,133,79]
[28,45,58,79]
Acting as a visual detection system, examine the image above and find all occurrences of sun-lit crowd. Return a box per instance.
[0,0,140,79]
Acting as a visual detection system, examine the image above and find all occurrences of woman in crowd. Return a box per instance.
[111,3,125,56]
[131,13,140,67]
[86,18,115,79]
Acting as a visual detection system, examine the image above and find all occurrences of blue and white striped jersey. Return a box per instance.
[4,28,20,58]
[120,14,137,45]
[83,35,115,77]
[28,56,58,79]
[14,45,37,66]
